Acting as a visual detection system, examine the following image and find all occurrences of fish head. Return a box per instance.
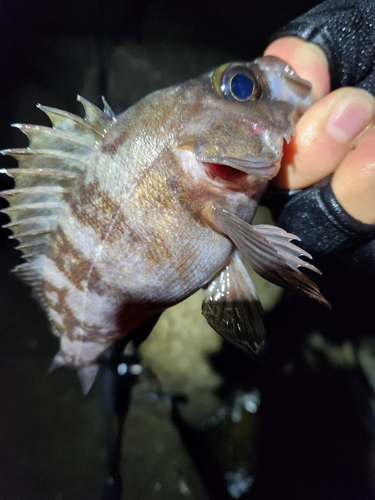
[173,55,311,222]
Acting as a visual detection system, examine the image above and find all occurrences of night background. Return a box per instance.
[0,1,375,499]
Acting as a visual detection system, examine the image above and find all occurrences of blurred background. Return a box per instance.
[1,0,375,499]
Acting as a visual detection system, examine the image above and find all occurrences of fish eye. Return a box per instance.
[212,63,261,102]
[230,73,254,100]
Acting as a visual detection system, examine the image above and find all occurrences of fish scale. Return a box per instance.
[1,56,328,393]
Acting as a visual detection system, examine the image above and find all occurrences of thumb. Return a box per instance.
[264,36,330,101]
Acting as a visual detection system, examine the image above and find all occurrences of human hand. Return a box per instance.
[264,36,375,225]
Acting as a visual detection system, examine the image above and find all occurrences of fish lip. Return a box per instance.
[199,156,279,179]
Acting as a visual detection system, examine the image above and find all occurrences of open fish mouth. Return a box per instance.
[201,156,279,180]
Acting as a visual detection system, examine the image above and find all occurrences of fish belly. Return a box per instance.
[41,203,234,367]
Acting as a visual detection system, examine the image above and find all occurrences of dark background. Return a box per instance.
[1,1,375,499]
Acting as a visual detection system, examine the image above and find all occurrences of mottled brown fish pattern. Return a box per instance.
[1,57,328,392]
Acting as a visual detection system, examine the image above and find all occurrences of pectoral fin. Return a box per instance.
[214,207,329,306]
[202,252,266,356]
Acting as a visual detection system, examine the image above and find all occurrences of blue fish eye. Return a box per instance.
[230,73,254,101]
[212,63,260,102]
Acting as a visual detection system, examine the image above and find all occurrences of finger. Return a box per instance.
[332,124,375,224]
[271,87,375,189]
[264,36,330,101]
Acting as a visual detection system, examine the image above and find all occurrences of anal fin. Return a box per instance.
[78,365,99,395]
[49,352,99,395]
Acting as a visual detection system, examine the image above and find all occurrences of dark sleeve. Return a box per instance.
[270,0,375,93]
[266,0,375,273]
[264,180,375,273]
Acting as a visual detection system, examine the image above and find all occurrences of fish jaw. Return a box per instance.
[201,156,281,180]
[172,146,268,230]
[178,108,286,182]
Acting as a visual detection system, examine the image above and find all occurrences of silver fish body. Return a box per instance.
[1,56,327,392]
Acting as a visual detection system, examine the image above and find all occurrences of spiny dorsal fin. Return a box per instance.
[101,96,117,121]
[78,95,117,132]
[0,95,117,295]
[11,124,95,154]
[5,168,76,189]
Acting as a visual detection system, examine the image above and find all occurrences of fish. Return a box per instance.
[0,56,328,393]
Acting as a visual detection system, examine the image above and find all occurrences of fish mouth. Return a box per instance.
[200,156,279,179]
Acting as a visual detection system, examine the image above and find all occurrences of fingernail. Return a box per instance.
[327,102,373,142]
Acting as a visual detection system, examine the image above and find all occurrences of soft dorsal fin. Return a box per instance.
[0,95,117,297]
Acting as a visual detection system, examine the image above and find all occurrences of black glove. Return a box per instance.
[267,0,375,272]
[270,0,375,93]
